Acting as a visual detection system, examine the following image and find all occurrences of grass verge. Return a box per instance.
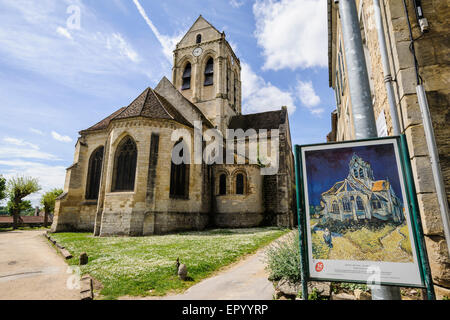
[51,227,288,299]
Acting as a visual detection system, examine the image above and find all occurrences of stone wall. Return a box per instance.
[213,164,265,227]
[329,0,450,297]
[51,131,107,232]
[96,119,210,236]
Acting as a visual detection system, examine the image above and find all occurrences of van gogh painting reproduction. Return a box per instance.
[303,142,414,263]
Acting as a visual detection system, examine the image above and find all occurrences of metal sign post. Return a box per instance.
[294,150,309,300]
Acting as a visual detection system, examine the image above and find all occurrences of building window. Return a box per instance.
[227,69,230,95]
[113,137,137,192]
[342,197,351,212]
[170,140,189,198]
[86,146,104,200]
[353,168,358,178]
[182,63,191,90]
[359,168,364,179]
[335,72,341,107]
[204,58,214,86]
[234,76,238,108]
[371,198,382,210]
[236,173,245,195]
[332,201,339,214]
[356,196,364,211]
[196,34,201,44]
[219,174,227,195]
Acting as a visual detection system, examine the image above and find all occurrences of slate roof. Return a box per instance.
[155,77,214,128]
[228,108,287,131]
[82,87,192,133]
[83,107,126,132]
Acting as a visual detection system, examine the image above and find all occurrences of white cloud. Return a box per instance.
[253,0,328,71]
[230,0,245,8]
[296,80,324,115]
[132,0,184,61]
[0,0,150,94]
[296,80,320,107]
[0,160,66,206]
[56,26,72,40]
[3,137,39,150]
[51,131,73,143]
[107,33,140,63]
[0,147,60,161]
[241,62,296,114]
[30,128,45,135]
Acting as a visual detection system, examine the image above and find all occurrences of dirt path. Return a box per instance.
[380,228,413,263]
[0,230,80,300]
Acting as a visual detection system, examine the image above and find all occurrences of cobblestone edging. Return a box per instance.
[80,275,94,300]
[44,231,72,259]
[44,231,94,300]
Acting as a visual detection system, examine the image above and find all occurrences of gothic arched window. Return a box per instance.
[356,196,365,211]
[332,201,339,214]
[219,174,227,195]
[196,34,202,44]
[204,58,214,86]
[182,63,191,90]
[86,146,104,200]
[113,137,137,192]
[234,75,238,107]
[359,168,364,179]
[170,140,189,198]
[342,197,351,212]
[236,173,245,195]
[353,168,358,178]
[371,197,382,209]
[226,69,230,95]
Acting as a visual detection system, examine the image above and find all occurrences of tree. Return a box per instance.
[7,176,41,229]
[0,175,6,202]
[40,188,63,227]
[7,200,32,215]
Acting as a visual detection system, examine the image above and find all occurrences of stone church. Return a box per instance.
[321,154,404,223]
[51,16,296,236]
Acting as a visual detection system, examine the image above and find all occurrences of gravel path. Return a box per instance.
[0,230,80,300]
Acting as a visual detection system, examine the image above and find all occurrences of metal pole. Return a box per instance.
[337,0,401,300]
[372,0,401,135]
[294,146,309,300]
[337,0,377,140]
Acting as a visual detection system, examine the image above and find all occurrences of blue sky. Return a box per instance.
[0,0,335,205]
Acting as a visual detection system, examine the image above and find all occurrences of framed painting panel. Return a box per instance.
[296,137,424,287]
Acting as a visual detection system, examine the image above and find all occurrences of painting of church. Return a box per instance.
[320,154,404,223]
[50,16,296,236]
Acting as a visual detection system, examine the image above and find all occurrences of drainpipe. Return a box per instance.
[373,0,401,135]
[416,85,450,256]
[336,0,401,300]
[337,0,377,140]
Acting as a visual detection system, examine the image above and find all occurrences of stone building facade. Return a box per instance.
[51,16,295,237]
[327,0,449,298]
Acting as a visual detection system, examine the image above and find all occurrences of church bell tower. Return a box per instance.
[172,15,241,133]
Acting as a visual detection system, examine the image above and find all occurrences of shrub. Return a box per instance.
[264,231,301,283]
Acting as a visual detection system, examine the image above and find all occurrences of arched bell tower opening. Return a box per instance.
[172,15,241,133]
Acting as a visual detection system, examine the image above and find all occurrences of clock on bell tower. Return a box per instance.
[172,15,241,133]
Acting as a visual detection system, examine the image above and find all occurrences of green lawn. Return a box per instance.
[51,227,288,299]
